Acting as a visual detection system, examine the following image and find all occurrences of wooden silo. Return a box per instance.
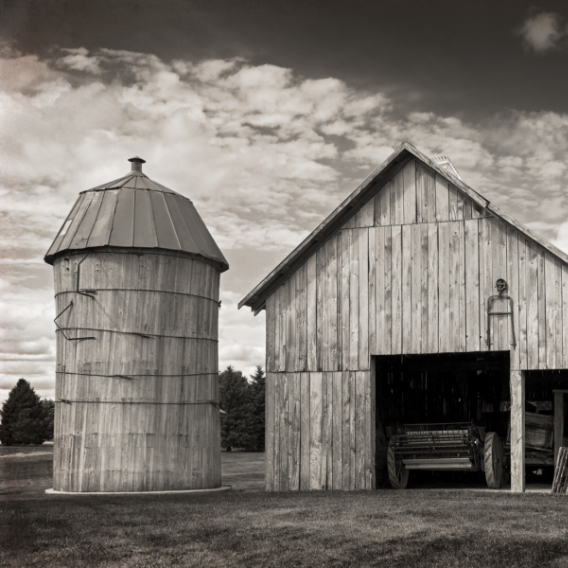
[45,157,229,492]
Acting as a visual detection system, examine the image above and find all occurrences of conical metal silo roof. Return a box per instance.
[44,157,229,271]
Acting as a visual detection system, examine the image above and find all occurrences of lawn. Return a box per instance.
[1,447,567,568]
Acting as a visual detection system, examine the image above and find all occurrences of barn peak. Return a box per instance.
[240,141,568,313]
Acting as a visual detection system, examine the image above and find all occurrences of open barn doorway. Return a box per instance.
[524,371,568,486]
[374,352,511,489]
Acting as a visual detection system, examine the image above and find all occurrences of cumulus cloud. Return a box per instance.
[2,48,568,401]
[517,11,567,53]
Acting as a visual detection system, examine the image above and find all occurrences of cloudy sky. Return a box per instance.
[2,0,568,404]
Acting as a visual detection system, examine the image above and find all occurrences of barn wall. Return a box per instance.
[264,371,375,491]
[265,158,568,491]
[267,159,568,374]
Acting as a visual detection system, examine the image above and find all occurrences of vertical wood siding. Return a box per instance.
[265,158,568,491]
[53,250,221,492]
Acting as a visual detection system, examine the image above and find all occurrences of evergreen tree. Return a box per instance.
[249,365,266,451]
[219,366,253,451]
[41,399,55,441]
[0,379,49,445]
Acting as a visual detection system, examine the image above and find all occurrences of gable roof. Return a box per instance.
[239,141,568,313]
[44,160,229,271]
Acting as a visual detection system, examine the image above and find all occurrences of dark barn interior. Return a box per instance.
[375,353,568,488]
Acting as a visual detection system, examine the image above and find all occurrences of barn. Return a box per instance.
[239,142,568,493]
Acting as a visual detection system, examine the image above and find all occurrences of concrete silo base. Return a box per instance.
[45,486,231,495]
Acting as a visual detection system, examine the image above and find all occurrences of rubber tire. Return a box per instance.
[484,432,504,489]
[388,438,409,489]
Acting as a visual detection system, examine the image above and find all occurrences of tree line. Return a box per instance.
[219,365,265,451]
[1,368,266,450]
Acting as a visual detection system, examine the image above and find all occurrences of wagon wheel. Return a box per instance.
[484,432,504,489]
[387,439,409,489]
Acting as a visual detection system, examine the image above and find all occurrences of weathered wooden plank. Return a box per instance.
[266,295,276,373]
[478,217,493,351]
[341,371,350,490]
[307,254,318,371]
[368,228,377,358]
[448,185,458,221]
[300,372,310,490]
[537,248,546,368]
[378,183,391,226]
[416,163,423,223]
[289,373,301,490]
[402,224,412,354]
[276,285,285,372]
[510,370,525,493]
[280,375,290,490]
[355,372,366,489]
[507,228,521,370]
[544,254,561,369]
[453,221,466,352]
[342,210,357,229]
[563,265,568,369]
[383,226,393,355]
[420,223,429,353]
[309,372,323,490]
[402,159,417,225]
[411,223,422,353]
[518,238,528,370]
[285,276,297,372]
[375,227,386,355]
[349,229,360,368]
[332,371,343,489]
[391,225,403,354]
[358,199,375,227]
[323,372,332,490]
[416,163,436,223]
[491,219,508,352]
[349,371,357,490]
[464,220,480,352]
[435,174,449,223]
[296,264,308,372]
[366,369,375,490]
[426,223,439,353]
[526,241,539,368]
[438,221,451,352]
[338,231,351,371]
[273,375,281,491]
[358,229,369,369]
[460,190,472,220]
[316,245,326,372]
[391,172,404,226]
[327,237,339,371]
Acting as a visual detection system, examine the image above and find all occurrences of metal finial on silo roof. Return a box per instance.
[128,156,146,173]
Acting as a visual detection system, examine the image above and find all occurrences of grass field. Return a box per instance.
[1,446,567,567]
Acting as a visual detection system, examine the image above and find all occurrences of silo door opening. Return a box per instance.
[374,352,511,489]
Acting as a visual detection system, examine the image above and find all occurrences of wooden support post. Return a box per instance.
[510,370,525,493]
[553,390,566,466]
